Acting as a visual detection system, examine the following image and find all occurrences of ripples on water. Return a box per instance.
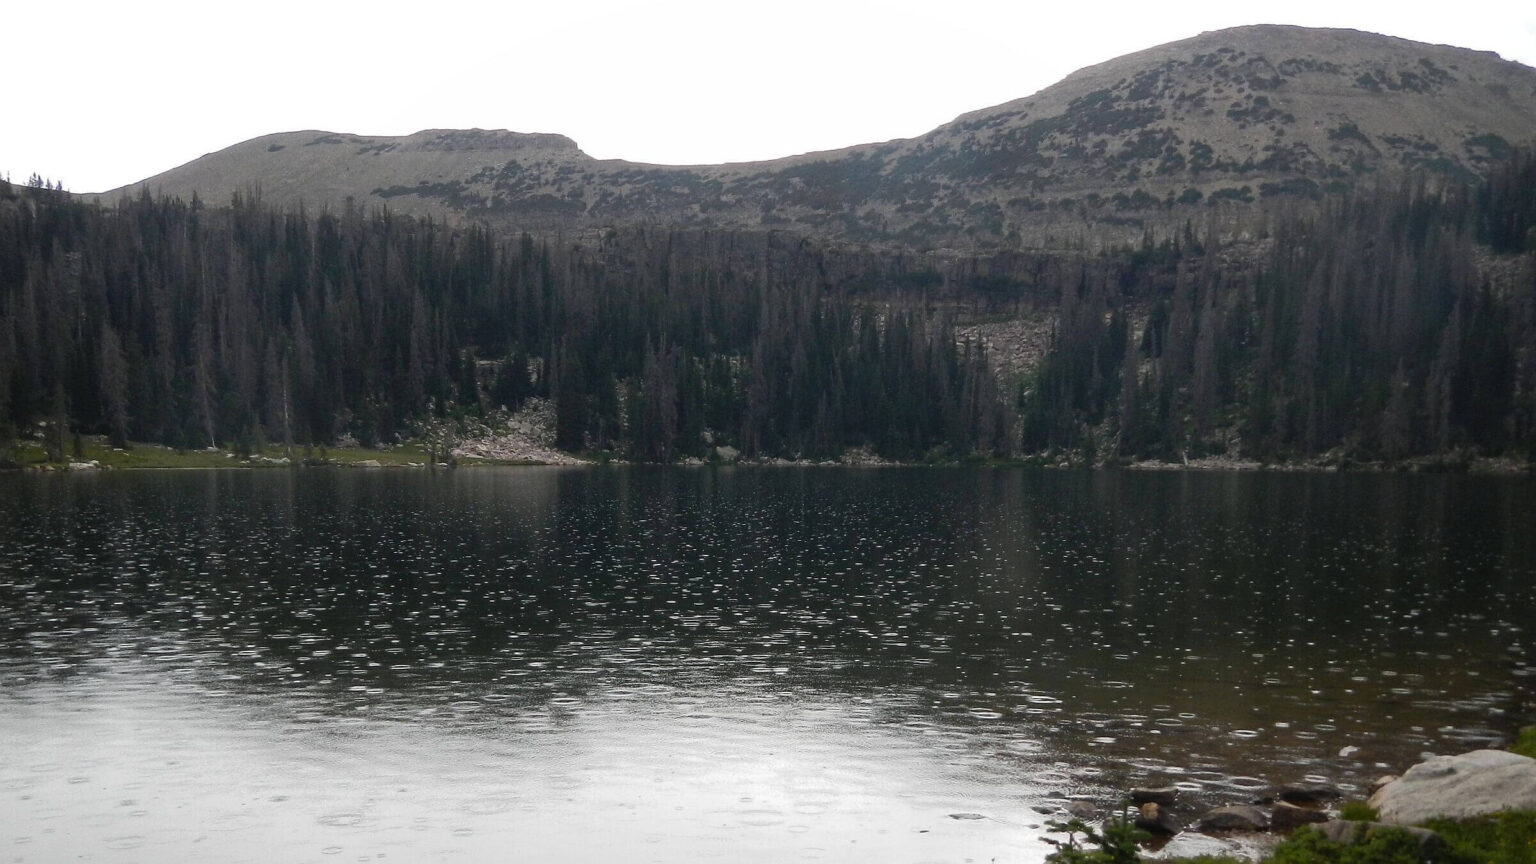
[0,468,1532,862]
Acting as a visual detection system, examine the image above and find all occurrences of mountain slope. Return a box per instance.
[104,25,1536,248]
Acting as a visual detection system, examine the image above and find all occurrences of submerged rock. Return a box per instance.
[1131,786,1181,806]
[1368,749,1536,824]
[1278,782,1341,805]
[1271,801,1330,829]
[1195,805,1270,833]
[1063,801,1098,820]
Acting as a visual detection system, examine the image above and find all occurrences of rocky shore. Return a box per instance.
[1072,742,1536,862]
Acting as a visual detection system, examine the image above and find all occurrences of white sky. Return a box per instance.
[4,0,1534,194]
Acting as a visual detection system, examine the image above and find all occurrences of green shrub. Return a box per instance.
[1510,726,1536,759]
[1426,812,1536,864]
[1268,824,1431,864]
[1258,812,1536,864]
[1339,801,1380,822]
[1044,816,1148,864]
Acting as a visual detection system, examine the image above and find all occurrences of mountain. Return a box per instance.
[104,25,1536,249]
[9,25,1536,467]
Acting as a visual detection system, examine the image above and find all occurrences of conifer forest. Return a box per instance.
[1,149,1533,464]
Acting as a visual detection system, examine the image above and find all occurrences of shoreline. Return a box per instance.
[3,433,1532,474]
[6,452,1533,475]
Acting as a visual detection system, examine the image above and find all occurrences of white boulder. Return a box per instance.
[1369,749,1536,824]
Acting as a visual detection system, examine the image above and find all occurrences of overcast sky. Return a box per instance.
[5,0,1534,194]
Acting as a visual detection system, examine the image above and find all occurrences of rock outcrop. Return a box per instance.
[1368,749,1536,824]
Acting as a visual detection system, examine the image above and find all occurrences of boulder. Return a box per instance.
[1143,830,1280,861]
[1368,775,1400,796]
[1131,786,1181,806]
[1368,749,1536,824]
[1063,801,1098,821]
[1308,821,1443,858]
[1195,805,1270,833]
[1135,802,1183,835]
[1278,782,1342,805]
[1271,801,1330,830]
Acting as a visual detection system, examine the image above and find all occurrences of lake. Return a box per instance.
[1,467,1532,863]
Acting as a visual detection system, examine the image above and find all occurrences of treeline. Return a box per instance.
[0,182,1011,462]
[1019,148,1536,463]
[3,149,1532,466]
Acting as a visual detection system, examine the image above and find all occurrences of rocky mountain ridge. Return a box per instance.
[103,25,1536,249]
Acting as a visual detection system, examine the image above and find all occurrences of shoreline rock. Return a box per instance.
[1368,749,1536,825]
[1111,742,1536,864]
[1271,801,1330,830]
[1195,805,1271,833]
[1307,820,1444,856]
[1131,786,1181,806]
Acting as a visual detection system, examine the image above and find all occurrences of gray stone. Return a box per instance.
[1308,821,1443,858]
[1143,830,1280,862]
[1278,782,1342,804]
[1369,775,1400,796]
[1131,786,1180,806]
[1314,821,1364,844]
[1368,749,1536,824]
[1271,801,1330,830]
[713,445,739,463]
[1064,801,1098,820]
[1195,805,1270,833]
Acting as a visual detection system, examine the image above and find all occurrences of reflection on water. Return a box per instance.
[1,468,1532,863]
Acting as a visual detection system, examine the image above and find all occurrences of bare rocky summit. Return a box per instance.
[102,25,1536,249]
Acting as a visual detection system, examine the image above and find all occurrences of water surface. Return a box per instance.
[2,468,1532,863]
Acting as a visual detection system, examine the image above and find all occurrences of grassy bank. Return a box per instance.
[1049,810,1536,864]
[1265,811,1536,864]
[3,436,446,470]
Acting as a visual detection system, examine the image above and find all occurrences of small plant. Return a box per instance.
[1044,814,1148,864]
[1263,812,1536,864]
[1510,726,1536,759]
[1339,801,1380,822]
[1268,823,1427,864]
[1427,811,1536,864]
